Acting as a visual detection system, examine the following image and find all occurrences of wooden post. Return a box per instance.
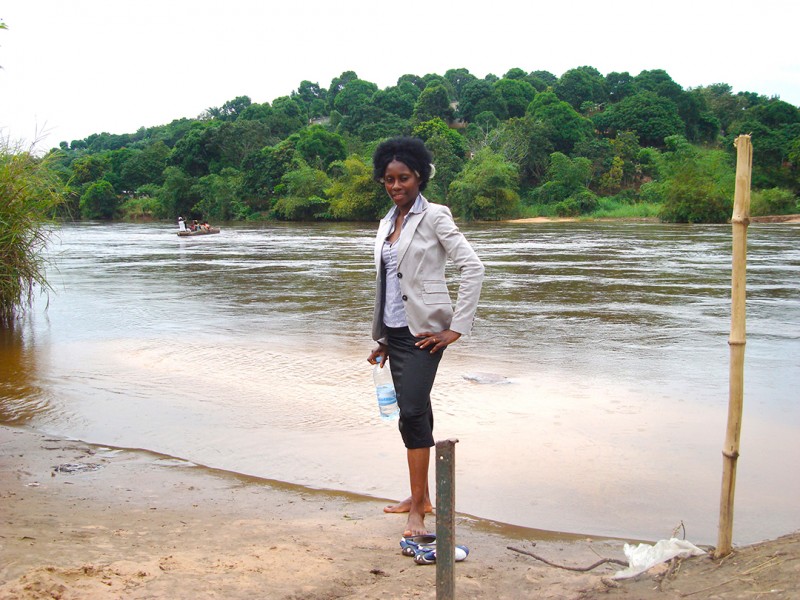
[436,438,459,600]
[715,134,752,558]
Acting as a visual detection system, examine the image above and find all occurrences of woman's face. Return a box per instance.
[383,160,421,211]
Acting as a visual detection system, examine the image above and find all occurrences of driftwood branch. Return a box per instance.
[507,546,627,572]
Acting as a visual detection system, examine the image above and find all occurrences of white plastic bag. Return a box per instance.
[613,537,706,579]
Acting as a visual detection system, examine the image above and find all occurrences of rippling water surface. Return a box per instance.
[1,220,798,545]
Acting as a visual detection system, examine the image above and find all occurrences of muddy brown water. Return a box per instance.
[1,220,798,545]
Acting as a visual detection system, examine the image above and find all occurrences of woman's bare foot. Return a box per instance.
[384,496,434,514]
[403,509,429,537]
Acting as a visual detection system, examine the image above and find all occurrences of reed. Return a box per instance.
[0,138,66,326]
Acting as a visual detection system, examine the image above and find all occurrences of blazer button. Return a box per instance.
[402,295,408,301]
[397,272,403,278]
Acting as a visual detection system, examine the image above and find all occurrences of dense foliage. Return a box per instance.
[0,139,66,325]
[46,67,799,223]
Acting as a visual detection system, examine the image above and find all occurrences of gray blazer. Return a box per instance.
[372,195,484,344]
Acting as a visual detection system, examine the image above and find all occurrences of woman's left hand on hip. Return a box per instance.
[415,329,461,354]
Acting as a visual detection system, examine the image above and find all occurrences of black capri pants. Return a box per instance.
[386,326,444,449]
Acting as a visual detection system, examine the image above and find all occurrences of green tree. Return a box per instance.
[373,82,419,119]
[493,117,554,187]
[268,96,306,138]
[192,168,243,221]
[494,78,537,118]
[598,156,624,194]
[444,68,477,100]
[160,166,200,218]
[655,136,735,223]
[292,81,328,120]
[695,83,752,135]
[606,71,638,103]
[458,79,507,122]
[728,99,800,190]
[204,95,252,121]
[169,123,216,177]
[294,126,346,170]
[412,84,453,123]
[529,70,557,88]
[333,79,378,116]
[397,73,426,91]
[412,119,467,203]
[527,91,593,153]
[103,147,136,193]
[239,102,274,123]
[124,141,170,189]
[203,120,273,173]
[533,152,595,211]
[70,153,109,184]
[80,180,118,219]
[326,155,384,220]
[606,131,645,188]
[104,142,170,195]
[466,111,501,147]
[239,142,301,212]
[503,67,527,80]
[273,165,331,220]
[593,91,683,147]
[675,89,720,143]
[448,148,519,220]
[352,108,410,142]
[572,137,614,184]
[412,119,467,156]
[634,69,683,101]
[327,71,359,110]
[555,66,608,111]
[0,141,66,325]
[421,74,456,98]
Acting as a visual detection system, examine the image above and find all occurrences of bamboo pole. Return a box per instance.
[715,134,752,558]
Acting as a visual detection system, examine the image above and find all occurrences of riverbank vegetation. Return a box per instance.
[43,66,800,223]
[0,138,66,325]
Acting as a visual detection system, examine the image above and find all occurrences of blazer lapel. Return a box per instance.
[374,217,393,272]
[396,195,429,266]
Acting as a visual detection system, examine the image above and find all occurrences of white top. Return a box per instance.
[380,195,426,328]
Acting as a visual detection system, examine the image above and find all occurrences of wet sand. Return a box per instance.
[1,425,798,599]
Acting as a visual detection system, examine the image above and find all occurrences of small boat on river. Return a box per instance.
[177,227,221,237]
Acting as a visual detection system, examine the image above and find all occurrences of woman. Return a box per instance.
[367,137,484,537]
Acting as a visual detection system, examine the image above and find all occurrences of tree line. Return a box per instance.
[47,66,800,223]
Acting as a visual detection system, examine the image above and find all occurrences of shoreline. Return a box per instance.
[506,214,800,224]
[2,424,798,599]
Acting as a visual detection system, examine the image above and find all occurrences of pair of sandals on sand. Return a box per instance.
[399,534,469,565]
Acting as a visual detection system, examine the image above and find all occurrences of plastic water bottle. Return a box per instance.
[373,356,399,420]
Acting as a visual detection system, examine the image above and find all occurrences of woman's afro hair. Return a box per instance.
[372,137,433,192]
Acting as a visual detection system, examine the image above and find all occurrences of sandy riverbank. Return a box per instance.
[1,425,797,599]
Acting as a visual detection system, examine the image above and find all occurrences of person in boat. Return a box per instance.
[366,137,484,537]
[201,221,211,232]
[178,216,187,232]
[191,219,200,231]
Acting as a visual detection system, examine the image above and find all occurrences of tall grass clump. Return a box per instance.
[0,138,66,326]
[590,196,661,219]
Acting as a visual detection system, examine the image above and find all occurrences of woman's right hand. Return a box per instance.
[367,344,389,366]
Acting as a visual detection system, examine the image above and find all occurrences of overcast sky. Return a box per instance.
[2,0,798,148]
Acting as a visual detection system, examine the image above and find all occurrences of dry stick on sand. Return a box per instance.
[658,558,682,592]
[507,546,627,572]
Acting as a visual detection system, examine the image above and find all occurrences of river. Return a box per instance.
[1,220,798,545]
